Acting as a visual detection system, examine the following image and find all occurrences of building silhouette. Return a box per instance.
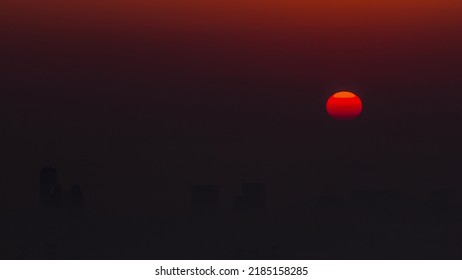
[234,183,265,211]
[39,166,58,208]
[39,167,84,215]
[191,185,219,215]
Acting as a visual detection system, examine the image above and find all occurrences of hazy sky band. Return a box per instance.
[2,0,461,105]
[3,0,462,30]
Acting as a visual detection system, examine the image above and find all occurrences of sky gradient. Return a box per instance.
[1,0,462,214]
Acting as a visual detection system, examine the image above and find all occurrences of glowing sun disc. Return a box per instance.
[326,91,363,120]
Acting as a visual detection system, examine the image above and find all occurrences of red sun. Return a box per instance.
[326,91,363,120]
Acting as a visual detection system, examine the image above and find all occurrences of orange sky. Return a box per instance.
[3,0,462,31]
[3,0,462,56]
[2,0,462,91]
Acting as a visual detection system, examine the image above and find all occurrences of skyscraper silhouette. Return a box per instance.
[39,167,58,208]
[191,185,219,215]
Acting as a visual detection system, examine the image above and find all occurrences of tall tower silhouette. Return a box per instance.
[39,167,58,207]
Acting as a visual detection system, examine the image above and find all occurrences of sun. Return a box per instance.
[326,91,363,121]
